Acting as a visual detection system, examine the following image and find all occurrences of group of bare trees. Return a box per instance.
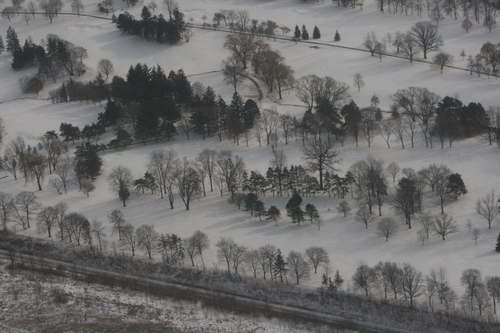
[223,34,294,99]
[212,9,288,38]
[2,0,74,24]
[374,0,497,34]
[124,148,246,210]
[469,42,500,78]
[0,191,41,231]
[364,21,447,66]
[215,238,329,285]
[347,157,466,243]
[1,134,78,193]
[352,262,500,317]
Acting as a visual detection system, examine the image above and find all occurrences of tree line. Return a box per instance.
[115,6,186,45]
[351,261,500,317]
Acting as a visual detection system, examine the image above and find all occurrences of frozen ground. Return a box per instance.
[0,262,348,332]
[0,0,499,320]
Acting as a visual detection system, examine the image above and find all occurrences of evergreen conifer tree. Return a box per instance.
[305,203,320,223]
[333,270,344,289]
[286,192,305,225]
[334,30,341,42]
[301,25,309,40]
[6,26,21,54]
[496,233,500,252]
[273,249,288,284]
[294,25,301,39]
[313,25,321,39]
[0,35,5,54]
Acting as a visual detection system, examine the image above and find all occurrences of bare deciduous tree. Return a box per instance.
[486,276,500,315]
[353,73,365,92]
[190,230,209,269]
[222,56,244,93]
[417,211,434,238]
[287,251,310,285]
[80,180,95,198]
[108,209,125,240]
[136,224,159,259]
[196,149,217,193]
[0,193,14,231]
[352,262,377,296]
[399,31,420,62]
[91,219,106,252]
[162,0,178,19]
[377,217,399,241]
[304,246,329,274]
[14,191,41,229]
[472,228,481,245]
[108,165,133,207]
[476,190,498,229]
[356,204,373,229]
[402,263,425,308]
[36,206,58,238]
[337,200,351,217]
[97,59,114,81]
[147,148,177,206]
[120,223,137,256]
[71,0,84,16]
[216,236,236,275]
[301,139,340,190]
[411,21,444,59]
[386,162,400,182]
[223,33,256,69]
[432,213,458,240]
[432,52,454,73]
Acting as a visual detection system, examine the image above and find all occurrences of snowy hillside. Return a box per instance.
[1,0,499,325]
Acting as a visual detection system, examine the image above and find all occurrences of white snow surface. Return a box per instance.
[0,0,499,305]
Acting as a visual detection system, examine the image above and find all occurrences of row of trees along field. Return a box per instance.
[2,190,498,317]
[8,197,500,319]
[312,0,500,34]
[41,71,500,151]
[6,127,499,240]
[363,22,500,78]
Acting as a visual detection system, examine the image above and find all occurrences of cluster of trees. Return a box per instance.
[215,238,331,286]
[364,21,445,62]
[292,24,321,40]
[223,33,294,99]
[326,88,500,149]
[211,9,284,38]
[116,6,186,45]
[468,42,500,77]
[348,157,467,240]
[49,61,263,148]
[373,0,498,33]
[1,133,102,195]
[228,190,322,228]
[351,261,500,317]
[6,30,89,93]
[0,191,43,231]
[2,0,69,24]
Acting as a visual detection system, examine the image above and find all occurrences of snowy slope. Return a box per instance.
[0,0,499,303]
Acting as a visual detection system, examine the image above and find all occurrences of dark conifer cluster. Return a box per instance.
[116,6,186,45]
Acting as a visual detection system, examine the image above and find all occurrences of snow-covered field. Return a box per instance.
[0,263,339,332]
[1,0,499,318]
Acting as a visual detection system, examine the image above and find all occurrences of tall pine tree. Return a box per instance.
[294,25,301,39]
[0,35,4,54]
[273,249,288,284]
[301,25,309,40]
[496,233,500,252]
[6,26,21,54]
[313,26,321,39]
[334,30,341,42]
